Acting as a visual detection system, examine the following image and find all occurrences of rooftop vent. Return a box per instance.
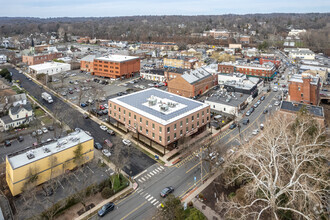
[160,104,169,112]
[43,147,51,153]
[148,96,157,106]
[26,151,35,159]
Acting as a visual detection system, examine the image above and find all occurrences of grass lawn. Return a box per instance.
[12,85,24,94]
[34,108,45,117]
[41,116,53,125]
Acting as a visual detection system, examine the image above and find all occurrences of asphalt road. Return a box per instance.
[9,68,156,176]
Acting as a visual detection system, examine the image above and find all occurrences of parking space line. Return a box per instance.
[141,177,146,181]
[149,172,154,176]
[147,174,151,178]
[57,180,64,189]
[86,165,94,173]
[73,173,80,182]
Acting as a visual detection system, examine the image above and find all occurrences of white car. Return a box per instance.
[209,152,219,160]
[104,104,108,109]
[102,149,111,157]
[100,125,108,131]
[122,139,131,146]
[274,101,281,106]
[252,129,259,135]
[42,127,48,133]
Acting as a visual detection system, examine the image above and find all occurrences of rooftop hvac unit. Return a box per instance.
[148,96,157,106]
[26,151,35,159]
[43,147,51,153]
[160,104,169,112]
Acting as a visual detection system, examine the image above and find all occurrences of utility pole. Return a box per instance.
[200,146,203,184]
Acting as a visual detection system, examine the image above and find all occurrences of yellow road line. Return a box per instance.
[186,161,201,174]
[120,201,147,220]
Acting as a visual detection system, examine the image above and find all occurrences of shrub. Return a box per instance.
[101,187,112,199]
[228,192,236,199]
[188,201,193,207]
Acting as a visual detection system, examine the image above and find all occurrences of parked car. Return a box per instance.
[42,127,48,133]
[242,118,249,125]
[229,123,237,129]
[260,124,264,130]
[263,109,268,114]
[252,129,259,135]
[48,126,54,131]
[32,131,37,137]
[117,92,123,96]
[253,103,259,108]
[80,103,87,107]
[83,113,89,119]
[107,129,115,135]
[104,104,108,109]
[97,111,104,116]
[94,142,103,150]
[122,139,131,146]
[245,110,251,116]
[100,105,105,110]
[37,129,43,135]
[98,202,115,217]
[100,125,107,131]
[274,101,281,106]
[160,186,174,198]
[4,140,11,147]
[104,139,113,148]
[260,96,265,101]
[102,149,111,157]
[216,157,225,166]
[17,136,24,142]
[102,109,108,115]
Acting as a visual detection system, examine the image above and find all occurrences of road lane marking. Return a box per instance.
[186,161,201,174]
[148,196,154,201]
[159,166,164,170]
[120,201,147,220]
[154,201,159,206]
[152,171,157,175]
[145,194,151,199]
[138,179,142,183]
[157,168,162,172]
[147,174,152,178]
[141,177,146,181]
[151,199,157,204]
[137,189,143,193]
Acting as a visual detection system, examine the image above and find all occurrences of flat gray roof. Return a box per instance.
[280,101,324,117]
[7,129,93,170]
[110,88,209,125]
[205,92,250,107]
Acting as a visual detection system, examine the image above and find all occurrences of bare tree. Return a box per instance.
[217,113,329,220]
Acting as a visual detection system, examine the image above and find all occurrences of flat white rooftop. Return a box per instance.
[96,55,139,63]
[29,62,70,71]
[7,129,93,170]
[110,88,209,125]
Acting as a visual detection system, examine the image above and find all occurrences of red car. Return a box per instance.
[282,85,286,88]
[100,105,105,110]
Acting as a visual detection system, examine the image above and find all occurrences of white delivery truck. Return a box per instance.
[42,92,53,103]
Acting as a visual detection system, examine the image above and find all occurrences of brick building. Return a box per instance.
[108,88,210,154]
[259,58,281,68]
[80,55,98,72]
[218,62,235,74]
[164,68,188,82]
[22,52,63,65]
[92,55,140,79]
[235,62,276,79]
[167,67,218,98]
[239,36,251,44]
[288,73,320,105]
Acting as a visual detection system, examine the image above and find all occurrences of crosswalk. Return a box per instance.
[136,188,162,208]
[135,166,165,183]
[174,154,195,168]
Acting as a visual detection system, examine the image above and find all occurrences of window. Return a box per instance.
[140,118,142,123]
[152,133,155,139]
[197,121,199,127]
[192,116,194,121]
[202,111,204,116]
[114,105,116,110]
[186,118,188,124]
[110,103,112,108]
[167,127,170,133]
[140,126,142,131]
[174,133,177,139]
[202,119,204,124]
[192,124,194,129]
[207,116,209,121]
[124,110,126,115]
[180,130,183,136]
[186,127,188,133]
[174,124,177,130]
[129,120,131,125]
[119,115,121,120]
[129,112,131,117]
[180,121,183,127]
[301,93,303,97]
[134,115,136,120]
[152,123,155,129]
[114,113,116,117]
[159,127,162,133]
[207,109,209,114]
[146,120,148,126]
[110,110,112,115]
[119,107,121,112]
[124,117,126,122]
[197,113,199,119]
[146,129,148,135]
[167,136,170,142]
[159,136,162,142]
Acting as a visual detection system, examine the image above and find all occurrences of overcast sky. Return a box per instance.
[3,0,330,17]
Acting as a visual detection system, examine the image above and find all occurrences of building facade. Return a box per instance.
[92,55,140,79]
[163,57,197,69]
[235,63,276,79]
[108,88,210,153]
[140,69,165,82]
[0,102,33,131]
[80,55,97,72]
[28,62,71,75]
[288,73,320,105]
[218,63,235,74]
[167,67,218,98]
[22,52,63,65]
[6,129,94,196]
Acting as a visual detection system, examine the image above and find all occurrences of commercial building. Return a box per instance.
[218,62,235,74]
[80,55,98,72]
[22,52,63,65]
[140,69,165,82]
[288,48,315,60]
[279,101,324,127]
[235,62,276,79]
[218,73,261,96]
[28,62,71,75]
[205,91,251,116]
[163,57,198,69]
[92,55,140,79]
[167,67,218,98]
[6,129,94,196]
[108,88,210,153]
[239,35,251,44]
[288,73,320,105]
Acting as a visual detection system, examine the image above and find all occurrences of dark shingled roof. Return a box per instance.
[10,102,32,115]
[280,101,324,117]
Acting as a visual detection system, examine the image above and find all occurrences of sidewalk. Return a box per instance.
[192,198,222,220]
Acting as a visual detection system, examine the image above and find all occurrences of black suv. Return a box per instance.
[160,186,174,198]
[4,140,11,147]
[17,136,24,142]
[98,202,115,217]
